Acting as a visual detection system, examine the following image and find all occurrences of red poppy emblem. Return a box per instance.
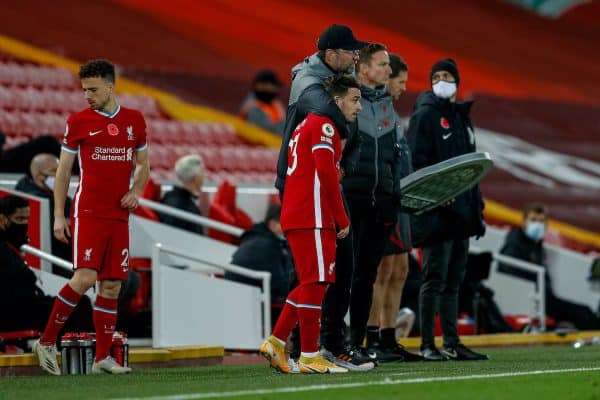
[107,123,119,136]
[440,117,450,129]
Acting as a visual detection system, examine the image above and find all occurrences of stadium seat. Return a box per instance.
[207,180,252,244]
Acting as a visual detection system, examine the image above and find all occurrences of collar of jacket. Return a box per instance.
[415,90,474,118]
[359,84,390,102]
[291,53,337,82]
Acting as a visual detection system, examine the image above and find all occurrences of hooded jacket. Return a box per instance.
[227,222,295,304]
[406,91,485,245]
[342,85,403,210]
[275,53,360,196]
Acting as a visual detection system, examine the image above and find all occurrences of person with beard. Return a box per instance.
[239,69,286,136]
[15,153,72,277]
[0,195,93,334]
[407,58,488,361]
[275,24,374,371]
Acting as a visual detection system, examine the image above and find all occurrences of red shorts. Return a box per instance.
[72,217,129,281]
[286,229,336,284]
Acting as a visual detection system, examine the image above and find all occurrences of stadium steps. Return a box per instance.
[0,345,224,376]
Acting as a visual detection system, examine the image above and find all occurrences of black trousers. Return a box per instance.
[420,239,469,349]
[320,194,392,350]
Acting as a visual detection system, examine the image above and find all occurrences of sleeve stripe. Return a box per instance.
[136,143,148,151]
[312,144,334,153]
[61,145,78,154]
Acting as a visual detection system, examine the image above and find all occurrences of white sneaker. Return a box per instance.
[33,340,61,375]
[92,356,132,374]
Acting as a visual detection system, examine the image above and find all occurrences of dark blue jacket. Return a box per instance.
[407,91,485,245]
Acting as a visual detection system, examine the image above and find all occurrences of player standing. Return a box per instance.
[33,59,149,375]
[259,74,361,374]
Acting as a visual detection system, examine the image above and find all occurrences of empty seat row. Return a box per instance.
[146,119,244,146]
[0,86,162,117]
[0,62,78,88]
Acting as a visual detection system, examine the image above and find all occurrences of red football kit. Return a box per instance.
[280,113,349,284]
[62,105,148,279]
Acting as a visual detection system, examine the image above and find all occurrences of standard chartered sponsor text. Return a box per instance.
[92,146,133,161]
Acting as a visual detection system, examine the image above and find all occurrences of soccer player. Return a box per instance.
[260,74,361,374]
[33,59,149,375]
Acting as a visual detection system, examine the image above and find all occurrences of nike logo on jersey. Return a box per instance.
[442,132,453,140]
[89,130,102,136]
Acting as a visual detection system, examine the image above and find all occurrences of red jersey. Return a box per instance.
[62,105,148,221]
[280,113,349,232]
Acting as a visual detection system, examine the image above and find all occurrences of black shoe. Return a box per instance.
[442,344,489,361]
[366,342,404,363]
[385,342,423,362]
[320,345,376,371]
[420,346,448,361]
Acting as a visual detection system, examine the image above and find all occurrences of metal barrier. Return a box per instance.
[151,243,271,348]
[138,198,243,237]
[471,245,547,331]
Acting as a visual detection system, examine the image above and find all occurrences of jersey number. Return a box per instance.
[121,249,129,269]
[286,133,301,176]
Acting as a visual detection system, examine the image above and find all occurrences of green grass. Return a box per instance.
[1,346,599,400]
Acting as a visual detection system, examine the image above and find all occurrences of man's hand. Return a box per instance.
[120,190,140,211]
[337,225,350,239]
[54,215,71,244]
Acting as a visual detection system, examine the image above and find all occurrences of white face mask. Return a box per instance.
[432,80,457,99]
[524,221,545,242]
[44,176,55,191]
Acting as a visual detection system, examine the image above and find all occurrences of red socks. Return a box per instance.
[272,286,300,342]
[40,284,81,345]
[93,295,118,361]
[297,283,328,354]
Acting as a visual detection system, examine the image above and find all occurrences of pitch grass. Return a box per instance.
[1,345,599,400]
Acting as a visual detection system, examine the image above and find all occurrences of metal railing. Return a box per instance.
[151,243,272,341]
[471,245,547,331]
[21,244,72,274]
[138,198,243,237]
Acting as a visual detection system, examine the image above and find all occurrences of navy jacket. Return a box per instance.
[406,91,485,245]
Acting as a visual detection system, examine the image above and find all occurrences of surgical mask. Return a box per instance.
[5,222,29,248]
[432,80,457,99]
[524,221,545,242]
[254,90,278,103]
[44,176,55,191]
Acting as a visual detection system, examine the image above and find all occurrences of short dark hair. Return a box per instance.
[78,59,116,83]
[523,202,548,219]
[324,74,360,98]
[0,195,29,217]
[358,43,387,68]
[389,54,408,78]
[264,204,281,223]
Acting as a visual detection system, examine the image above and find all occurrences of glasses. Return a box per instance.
[336,49,359,57]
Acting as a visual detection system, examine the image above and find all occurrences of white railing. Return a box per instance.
[151,243,271,348]
[138,198,243,237]
[21,244,72,273]
[471,245,547,331]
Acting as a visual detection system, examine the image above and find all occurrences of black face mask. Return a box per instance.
[253,90,278,103]
[4,222,29,248]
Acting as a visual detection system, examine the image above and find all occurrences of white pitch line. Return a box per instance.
[110,367,600,400]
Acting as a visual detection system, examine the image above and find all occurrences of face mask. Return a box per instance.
[432,80,457,99]
[5,222,29,248]
[44,175,55,191]
[254,90,278,103]
[524,221,545,242]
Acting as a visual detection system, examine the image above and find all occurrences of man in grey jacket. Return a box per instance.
[275,24,375,371]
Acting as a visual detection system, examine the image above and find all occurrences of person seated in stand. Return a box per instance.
[159,154,208,235]
[500,202,600,330]
[226,204,295,325]
[239,69,286,136]
[15,153,72,277]
[0,195,93,334]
